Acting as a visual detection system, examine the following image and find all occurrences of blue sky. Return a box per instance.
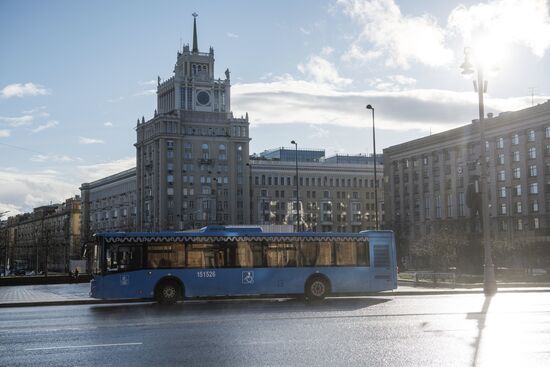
[1,0,550,215]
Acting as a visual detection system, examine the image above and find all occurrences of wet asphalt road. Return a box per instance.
[1,292,549,366]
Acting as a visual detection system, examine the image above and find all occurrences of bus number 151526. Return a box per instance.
[196,271,216,278]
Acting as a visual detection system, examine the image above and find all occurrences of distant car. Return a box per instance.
[14,269,26,276]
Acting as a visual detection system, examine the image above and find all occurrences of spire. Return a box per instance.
[192,12,198,53]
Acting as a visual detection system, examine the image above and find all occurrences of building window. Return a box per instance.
[534,217,540,229]
[218,144,227,160]
[516,201,522,214]
[517,219,523,231]
[183,143,192,160]
[528,130,535,142]
[528,147,536,159]
[496,137,504,149]
[514,184,522,196]
[513,167,521,179]
[435,194,441,219]
[546,127,550,138]
[499,187,506,198]
[529,165,538,177]
[532,200,539,212]
[498,170,505,181]
[458,192,465,217]
[500,203,507,215]
[529,182,538,194]
[201,143,210,159]
[447,193,453,217]
[424,197,430,218]
[511,134,519,145]
[512,151,520,162]
[497,153,504,165]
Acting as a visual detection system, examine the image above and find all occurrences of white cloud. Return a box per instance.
[107,96,125,103]
[309,124,329,138]
[338,0,550,70]
[0,115,33,127]
[104,122,114,127]
[77,157,135,182]
[299,27,311,35]
[0,156,135,214]
[448,0,550,63]
[0,169,79,214]
[226,32,239,38]
[338,0,453,68]
[79,137,105,145]
[134,89,156,97]
[0,202,23,217]
[0,82,49,98]
[321,46,334,56]
[0,129,10,138]
[232,77,549,132]
[31,120,59,133]
[139,80,157,86]
[369,74,417,91]
[297,55,352,87]
[30,153,74,162]
[22,106,47,114]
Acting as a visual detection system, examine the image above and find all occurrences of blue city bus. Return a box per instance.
[90,226,397,304]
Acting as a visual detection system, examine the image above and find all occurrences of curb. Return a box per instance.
[2,287,550,308]
[382,288,550,296]
[0,298,151,308]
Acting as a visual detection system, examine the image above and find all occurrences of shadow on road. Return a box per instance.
[89,297,392,316]
[466,295,493,367]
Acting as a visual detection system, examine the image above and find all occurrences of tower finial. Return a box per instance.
[192,12,198,53]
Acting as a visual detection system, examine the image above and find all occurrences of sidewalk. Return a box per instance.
[1,282,550,308]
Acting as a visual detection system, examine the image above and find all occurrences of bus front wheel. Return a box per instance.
[156,280,182,305]
[305,276,330,301]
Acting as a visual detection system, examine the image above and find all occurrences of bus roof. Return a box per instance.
[94,226,394,244]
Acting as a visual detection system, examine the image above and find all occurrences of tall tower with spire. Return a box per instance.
[135,15,250,231]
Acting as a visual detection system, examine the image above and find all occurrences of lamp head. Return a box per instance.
[366,104,373,110]
[291,140,296,145]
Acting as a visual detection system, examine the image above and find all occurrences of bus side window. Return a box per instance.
[335,241,357,266]
[146,243,185,268]
[266,244,279,267]
[356,241,370,266]
[111,246,142,271]
[237,241,253,267]
[298,241,319,266]
[316,241,333,266]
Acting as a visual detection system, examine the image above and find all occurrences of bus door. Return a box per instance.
[370,235,396,289]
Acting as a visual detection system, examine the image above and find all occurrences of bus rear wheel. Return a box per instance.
[156,280,182,305]
[305,276,330,301]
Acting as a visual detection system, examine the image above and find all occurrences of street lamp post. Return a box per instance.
[291,140,300,232]
[366,105,379,230]
[460,47,497,295]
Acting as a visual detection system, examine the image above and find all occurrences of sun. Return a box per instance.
[469,34,509,74]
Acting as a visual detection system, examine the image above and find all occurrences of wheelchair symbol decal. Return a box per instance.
[120,274,129,286]
[242,271,254,284]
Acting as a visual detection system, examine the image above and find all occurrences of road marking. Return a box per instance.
[25,342,142,351]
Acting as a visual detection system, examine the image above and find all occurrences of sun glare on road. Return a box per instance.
[473,294,549,367]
